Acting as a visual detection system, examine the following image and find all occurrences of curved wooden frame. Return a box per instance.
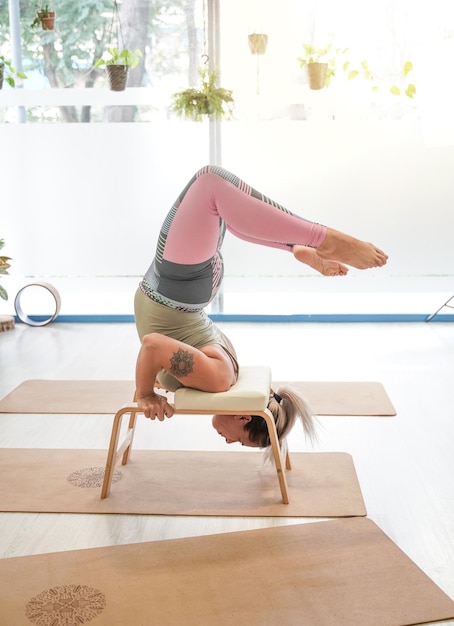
[101,404,291,504]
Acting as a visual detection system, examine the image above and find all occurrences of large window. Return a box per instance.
[1,0,453,124]
[220,0,454,122]
[0,0,206,122]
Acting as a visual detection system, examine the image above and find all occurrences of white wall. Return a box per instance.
[1,122,206,278]
[222,120,454,279]
[2,119,452,284]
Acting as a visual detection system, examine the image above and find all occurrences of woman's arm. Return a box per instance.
[135,333,237,420]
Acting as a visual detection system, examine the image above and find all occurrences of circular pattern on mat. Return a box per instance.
[25,584,106,625]
[67,467,122,489]
[14,281,61,326]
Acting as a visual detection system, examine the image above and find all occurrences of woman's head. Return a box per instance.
[212,387,318,449]
[211,414,260,447]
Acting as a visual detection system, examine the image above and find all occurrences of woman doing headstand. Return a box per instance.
[135,165,388,448]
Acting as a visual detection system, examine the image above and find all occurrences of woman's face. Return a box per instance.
[212,414,259,447]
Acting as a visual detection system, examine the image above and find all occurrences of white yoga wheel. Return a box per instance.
[14,281,61,326]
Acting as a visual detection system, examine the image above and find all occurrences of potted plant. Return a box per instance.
[0,56,27,89]
[248,33,268,95]
[0,239,14,332]
[94,47,143,91]
[0,240,11,301]
[31,3,56,30]
[297,43,349,90]
[172,68,234,121]
[248,33,268,55]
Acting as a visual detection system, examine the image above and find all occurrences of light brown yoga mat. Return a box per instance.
[0,449,366,517]
[1,518,453,626]
[274,380,396,415]
[0,379,396,415]
[0,380,137,414]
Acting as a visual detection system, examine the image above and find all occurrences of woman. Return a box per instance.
[135,165,388,448]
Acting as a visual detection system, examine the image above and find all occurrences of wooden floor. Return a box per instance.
[1,320,453,624]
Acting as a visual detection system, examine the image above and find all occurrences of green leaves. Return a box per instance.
[390,61,416,98]
[0,56,27,88]
[389,83,416,98]
[403,61,413,76]
[94,47,143,69]
[172,68,234,121]
[297,43,336,68]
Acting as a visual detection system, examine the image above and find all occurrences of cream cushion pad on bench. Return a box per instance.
[101,365,292,503]
[174,365,272,412]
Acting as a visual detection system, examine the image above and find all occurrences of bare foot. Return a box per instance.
[316,228,388,270]
[293,245,349,276]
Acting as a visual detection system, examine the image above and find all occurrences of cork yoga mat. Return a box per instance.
[0,380,137,414]
[0,379,396,415]
[273,380,396,415]
[1,518,452,626]
[0,449,366,517]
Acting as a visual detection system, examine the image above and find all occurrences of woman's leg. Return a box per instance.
[162,166,387,270]
[161,166,327,265]
[228,226,349,276]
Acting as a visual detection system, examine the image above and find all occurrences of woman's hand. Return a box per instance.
[137,392,175,421]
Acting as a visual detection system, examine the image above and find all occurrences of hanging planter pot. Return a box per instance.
[31,4,56,31]
[305,62,328,90]
[94,48,142,91]
[106,64,129,91]
[297,43,349,91]
[248,33,268,55]
[40,11,55,30]
[93,1,143,92]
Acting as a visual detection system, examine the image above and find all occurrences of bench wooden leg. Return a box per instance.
[258,409,290,504]
[101,406,139,499]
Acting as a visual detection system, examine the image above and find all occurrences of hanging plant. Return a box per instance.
[172,68,234,121]
[248,33,268,55]
[248,33,268,95]
[93,0,143,91]
[0,56,27,89]
[297,43,349,90]
[94,48,143,91]
[30,3,56,31]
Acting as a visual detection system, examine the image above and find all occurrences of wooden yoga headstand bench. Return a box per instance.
[101,366,292,503]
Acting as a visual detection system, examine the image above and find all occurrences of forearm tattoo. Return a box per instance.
[169,348,194,377]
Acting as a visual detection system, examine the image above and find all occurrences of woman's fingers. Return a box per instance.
[137,394,174,421]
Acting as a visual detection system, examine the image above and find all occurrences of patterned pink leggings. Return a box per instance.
[141,165,327,310]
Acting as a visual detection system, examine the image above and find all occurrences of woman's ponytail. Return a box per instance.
[271,386,318,444]
[244,386,319,456]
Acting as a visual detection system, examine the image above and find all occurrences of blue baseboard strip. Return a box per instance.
[210,313,454,323]
[13,313,454,324]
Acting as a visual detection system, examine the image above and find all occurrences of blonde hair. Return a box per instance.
[244,386,318,455]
